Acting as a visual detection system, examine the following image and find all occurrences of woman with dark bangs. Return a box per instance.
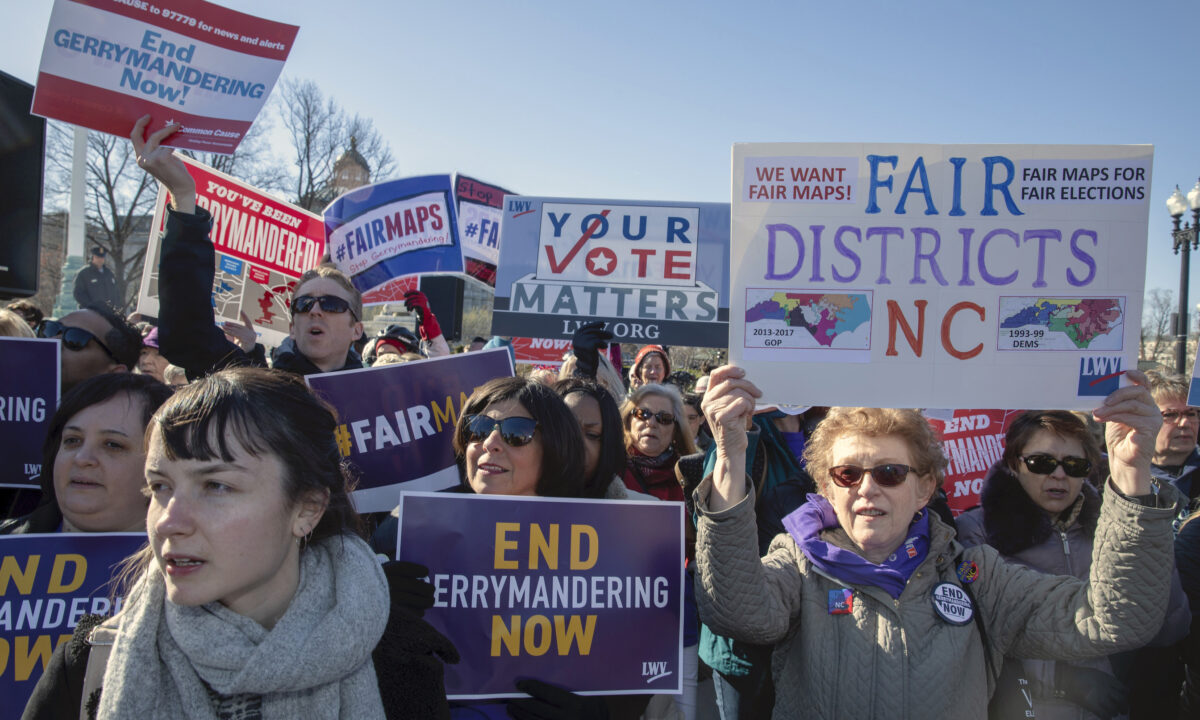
[22,367,454,720]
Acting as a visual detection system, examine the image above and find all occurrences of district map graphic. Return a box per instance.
[997,297,1125,351]
[744,290,872,350]
[212,256,246,320]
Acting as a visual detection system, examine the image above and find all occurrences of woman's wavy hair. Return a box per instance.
[804,407,948,498]
[552,378,627,498]
[453,376,586,497]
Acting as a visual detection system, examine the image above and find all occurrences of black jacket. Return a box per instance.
[72,264,120,311]
[0,502,62,535]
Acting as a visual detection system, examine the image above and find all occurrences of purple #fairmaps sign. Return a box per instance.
[306,349,514,513]
[1,533,145,720]
[324,175,464,296]
[0,338,59,488]
[397,492,684,699]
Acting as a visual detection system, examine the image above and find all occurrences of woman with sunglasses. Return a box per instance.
[695,365,1180,719]
[956,411,1190,719]
[442,378,653,719]
[454,376,585,498]
[620,384,698,502]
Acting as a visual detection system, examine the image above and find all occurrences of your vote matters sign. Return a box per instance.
[492,197,730,347]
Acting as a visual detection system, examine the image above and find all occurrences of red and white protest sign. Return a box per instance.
[925,409,1024,515]
[511,337,571,367]
[33,0,296,153]
[137,156,325,347]
[362,276,420,306]
[455,174,512,287]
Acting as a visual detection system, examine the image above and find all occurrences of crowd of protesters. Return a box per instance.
[2,119,1199,720]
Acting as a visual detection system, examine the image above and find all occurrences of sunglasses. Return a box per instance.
[1020,454,1092,478]
[291,294,359,321]
[631,408,675,425]
[37,320,118,361]
[828,463,914,488]
[464,414,539,447]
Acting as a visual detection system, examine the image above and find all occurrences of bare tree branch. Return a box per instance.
[277,77,396,210]
[1143,288,1175,367]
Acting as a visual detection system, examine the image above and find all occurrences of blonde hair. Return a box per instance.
[1145,370,1190,406]
[0,308,35,338]
[804,407,947,497]
[559,353,627,400]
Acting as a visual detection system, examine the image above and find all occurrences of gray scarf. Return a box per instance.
[98,534,389,720]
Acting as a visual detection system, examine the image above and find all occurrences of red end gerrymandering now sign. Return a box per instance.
[32,0,297,153]
[924,409,1024,516]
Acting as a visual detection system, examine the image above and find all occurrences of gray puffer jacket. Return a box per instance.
[694,476,1179,720]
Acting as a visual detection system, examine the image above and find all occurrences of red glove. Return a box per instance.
[403,290,442,341]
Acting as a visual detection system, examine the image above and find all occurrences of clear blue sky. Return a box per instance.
[6,0,1200,309]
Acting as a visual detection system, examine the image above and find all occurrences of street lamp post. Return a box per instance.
[1167,180,1200,374]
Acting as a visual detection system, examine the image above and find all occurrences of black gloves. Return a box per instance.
[570,321,612,379]
[381,560,435,617]
[507,679,608,720]
[1056,664,1128,720]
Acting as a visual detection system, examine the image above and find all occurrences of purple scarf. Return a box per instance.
[782,493,930,599]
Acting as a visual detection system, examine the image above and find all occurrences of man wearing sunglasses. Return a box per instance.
[38,304,141,392]
[130,117,371,378]
[1145,372,1200,515]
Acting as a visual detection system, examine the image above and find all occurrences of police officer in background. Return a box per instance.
[73,245,121,311]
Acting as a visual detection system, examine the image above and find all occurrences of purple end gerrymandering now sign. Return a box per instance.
[397,492,684,699]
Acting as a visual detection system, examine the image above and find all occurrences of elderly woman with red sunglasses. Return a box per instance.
[694,366,1180,720]
[956,411,1190,719]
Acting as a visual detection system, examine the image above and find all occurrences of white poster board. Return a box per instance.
[730,143,1152,410]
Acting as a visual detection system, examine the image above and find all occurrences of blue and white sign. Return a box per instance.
[491,197,731,347]
[324,175,464,296]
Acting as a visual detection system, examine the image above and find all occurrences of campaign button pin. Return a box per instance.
[931,582,973,625]
[956,560,979,584]
[828,588,854,615]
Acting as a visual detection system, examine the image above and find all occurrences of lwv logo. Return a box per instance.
[641,661,672,683]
